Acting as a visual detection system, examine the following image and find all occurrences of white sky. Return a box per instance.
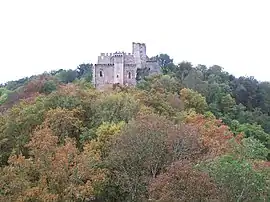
[0,0,269,83]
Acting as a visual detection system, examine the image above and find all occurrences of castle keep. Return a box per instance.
[93,42,160,89]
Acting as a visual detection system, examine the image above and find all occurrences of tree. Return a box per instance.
[42,107,84,146]
[56,69,78,83]
[0,127,106,202]
[258,81,270,114]
[92,92,140,127]
[180,88,208,114]
[149,161,221,201]
[0,88,12,105]
[236,123,270,150]
[88,121,125,159]
[106,114,172,201]
[40,80,58,94]
[182,69,208,96]
[235,137,269,160]
[205,155,269,201]
[184,112,234,158]
[154,54,174,74]
[171,61,192,82]
[76,63,93,82]
[220,94,236,114]
[137,74,182,94]
[0,99,46,166]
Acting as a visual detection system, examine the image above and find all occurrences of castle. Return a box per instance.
[92,42,161,89]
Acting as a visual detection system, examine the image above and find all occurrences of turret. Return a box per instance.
[113,52,124,85]
[132,42,147,69]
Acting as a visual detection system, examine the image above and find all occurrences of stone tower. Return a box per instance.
[93,42,160,89]
[113,52,124,84]
[132,42,147,68]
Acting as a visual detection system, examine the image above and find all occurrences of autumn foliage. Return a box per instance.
[0,74,269,202]
[0,127,105,202]
[149,161,221,201]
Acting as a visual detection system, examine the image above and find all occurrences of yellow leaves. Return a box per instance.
[26,127,58,157]
[180,88,208,113]
[7,154,27,167]
[184,113,234,157]
[20,186,58,202]
[88,121,125,159]
[0,126,106,201]
[96,121,124,144]
[43,107,84,142]
[86,92,140,136]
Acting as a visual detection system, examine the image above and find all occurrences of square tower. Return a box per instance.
[132,42,147,69]
[113,52,124,85]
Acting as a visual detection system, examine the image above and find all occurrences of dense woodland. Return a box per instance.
[0,54,269,201]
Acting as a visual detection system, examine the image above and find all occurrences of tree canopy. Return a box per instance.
[0,57,269,201]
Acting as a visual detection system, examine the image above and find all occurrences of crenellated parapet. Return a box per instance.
[98,53,113,64]
[113,52,125,58]
[124,53,135,64]
[94,42,161,89]
[95,63,114,67]
[146,59,158,63]
[125,64,136,67]
[100,53,114,56]
[132,42,146,46]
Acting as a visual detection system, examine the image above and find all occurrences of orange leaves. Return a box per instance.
[149,161,221,201]
[42,107,84,143]
[26,127,58,157]
[184,112,235,158]
[0,126,106,201]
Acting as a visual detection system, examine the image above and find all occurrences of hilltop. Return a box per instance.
[0,54,269,201]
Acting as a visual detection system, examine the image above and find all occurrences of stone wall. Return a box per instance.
[113,53,124,84]
[98,53,114,64]
[94,42,161,89]
[124,53,135,64]
[94,64,114,88]
[124,64,137,86]
[146,60,161,75]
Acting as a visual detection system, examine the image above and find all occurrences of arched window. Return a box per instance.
[100,71,103,77]
[128,72,131,79]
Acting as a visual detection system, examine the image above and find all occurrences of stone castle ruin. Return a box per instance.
[92,42,161,89]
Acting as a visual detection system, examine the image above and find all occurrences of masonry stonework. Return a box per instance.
[93,42,161,89]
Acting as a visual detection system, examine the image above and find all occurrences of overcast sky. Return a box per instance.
[0,0,269,83]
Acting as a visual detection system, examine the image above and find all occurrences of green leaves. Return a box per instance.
[236,123,270,149]
[0,57,270,202]
[204,155,269,201]
[180,88,208,114]
[92,92,140,126]
[0,88,12,105]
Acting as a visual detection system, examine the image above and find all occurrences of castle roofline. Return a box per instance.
[95,63,114,66]
[132,42,146,46]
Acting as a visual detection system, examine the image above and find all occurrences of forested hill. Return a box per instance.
[0,54,269,201]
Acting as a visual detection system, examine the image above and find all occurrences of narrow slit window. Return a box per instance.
[100,71,103,77]
[128,72,131,79]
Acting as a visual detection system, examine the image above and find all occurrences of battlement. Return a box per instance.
[132,42,146,46]
[94,42,161,89]
[100,53,114,56]
[113,52,124,57]
[146,58,158,62]
[95,63,114,67]
[125,64,136,67]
